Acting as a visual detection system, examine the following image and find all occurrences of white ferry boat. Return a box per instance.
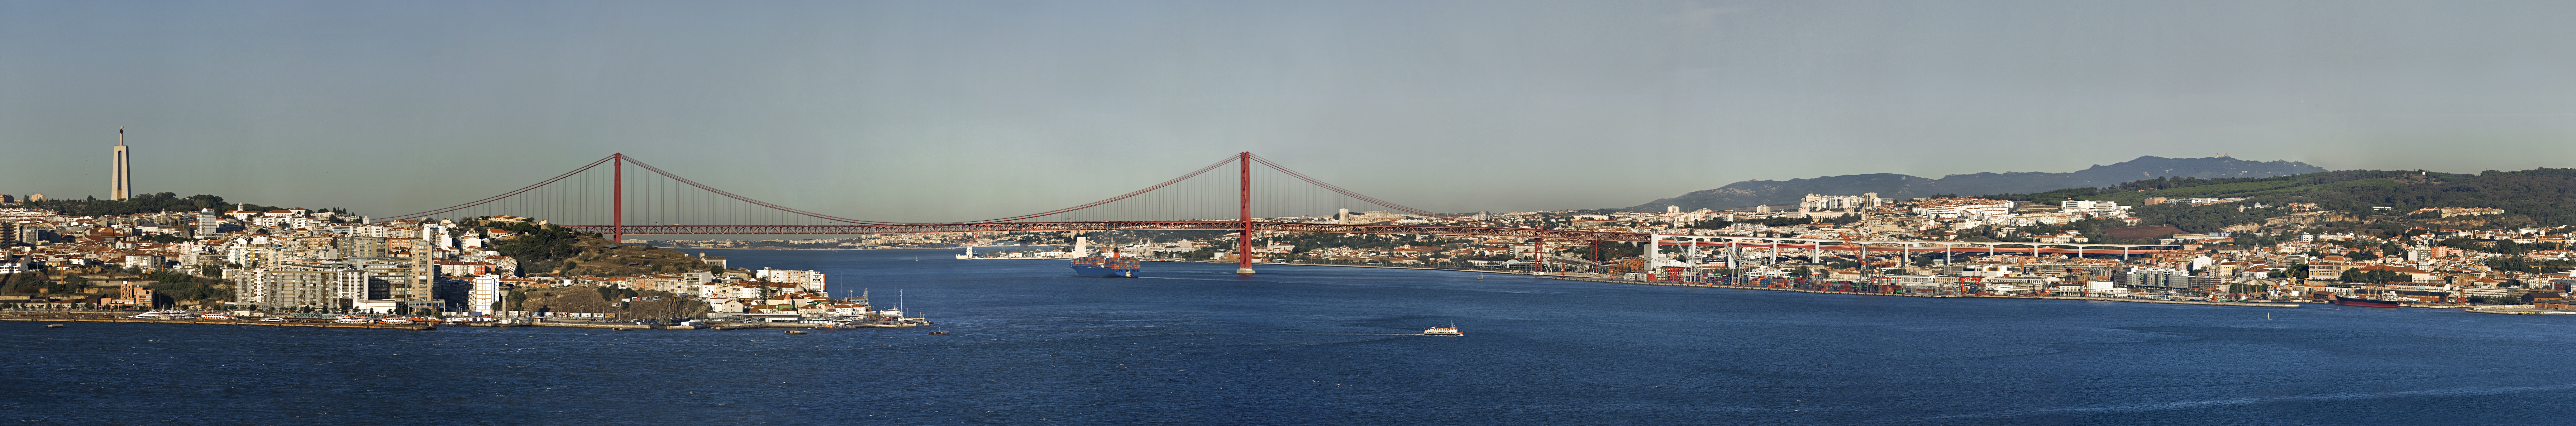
[126,314,160,319]
[199,313,235,320]
[333,315,374,324]
[258,317,288,322]
[1422,323,1463,336]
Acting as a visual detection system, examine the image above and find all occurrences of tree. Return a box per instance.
[2338,268,2405,284]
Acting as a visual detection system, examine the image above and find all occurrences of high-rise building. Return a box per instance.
[194,208,222,238]
[111,127,131,200]
[241,267,369,309]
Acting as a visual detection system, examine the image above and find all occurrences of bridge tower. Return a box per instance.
[1236,151,1256,274]
[612,153,624,243]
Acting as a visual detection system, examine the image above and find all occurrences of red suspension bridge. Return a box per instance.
[376,152,2191,274]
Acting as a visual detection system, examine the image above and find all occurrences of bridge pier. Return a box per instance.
[1236,151,1255,275]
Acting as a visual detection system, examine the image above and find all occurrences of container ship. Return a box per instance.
[1071,251,1140,277]
[2332,295,2402,308]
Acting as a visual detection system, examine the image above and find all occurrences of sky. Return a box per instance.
[5,1,2576,222]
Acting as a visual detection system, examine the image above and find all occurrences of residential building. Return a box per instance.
[241,267,369,310]
[1799,193,1882,212]
[755,267,827,293]
[2117,266,2194,289]
[469,274,505,314]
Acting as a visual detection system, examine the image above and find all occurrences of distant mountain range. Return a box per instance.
[1626,156,2327,211]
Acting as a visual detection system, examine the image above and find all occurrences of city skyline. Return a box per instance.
[9,1,2576,218]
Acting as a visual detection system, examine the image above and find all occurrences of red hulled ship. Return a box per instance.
[2331,295,2402,308]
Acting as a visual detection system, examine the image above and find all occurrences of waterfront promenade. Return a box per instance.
[1545,276,2307,308]
[0,312,436,330]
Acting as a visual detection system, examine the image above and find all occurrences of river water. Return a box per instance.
[9,247,2575,425]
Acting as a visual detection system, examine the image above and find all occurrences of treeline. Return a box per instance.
[20,192,352,217]
[2118,203,2279,235]
[140,268,233,305]
[2487,257,2576,274]
[1969,187,2106,203]
[477,220,595,264]
[2102,170,2429,192]
[1975,168,2576,234]
[2279,168,2576,224]
[0,266,233,307]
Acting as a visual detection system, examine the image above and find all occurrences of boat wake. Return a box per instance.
[1915,383,2576,421]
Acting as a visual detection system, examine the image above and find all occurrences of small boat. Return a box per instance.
[258,317,288,322]
[44,324,63,328]
[200,313,234,320]
[928,331,950,335]
[1423,323,1463,336]
[785,330,808,335]
[333,315,374,324]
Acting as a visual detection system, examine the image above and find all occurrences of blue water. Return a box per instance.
[10,247,2576,425]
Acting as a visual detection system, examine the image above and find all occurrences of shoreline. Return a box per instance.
[983,257,1516,274]
[1543,276,2307,308]
[2,316,436,330]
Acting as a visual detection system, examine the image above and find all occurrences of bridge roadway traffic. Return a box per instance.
[564,222,2192,255]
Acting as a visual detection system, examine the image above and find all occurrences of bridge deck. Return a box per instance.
[562,222,2191,254]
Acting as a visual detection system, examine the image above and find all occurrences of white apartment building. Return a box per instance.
[1983,213,2087,227]
[469,274,505,314]
[1799,193,1882,212]
[2061,200,2128,215]
[1913,199,2016,219]
[241,267,369,309]
[755,267,828,293]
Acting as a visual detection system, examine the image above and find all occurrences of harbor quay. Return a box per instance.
[0,309,926,332]
[1548,275,2307,308]
[0,311,435,330]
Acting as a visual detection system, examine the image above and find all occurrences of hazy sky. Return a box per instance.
[6,1,2576,221]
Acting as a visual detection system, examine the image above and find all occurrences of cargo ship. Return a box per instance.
[2332,295,2402,308]
[1071,250,1140,278]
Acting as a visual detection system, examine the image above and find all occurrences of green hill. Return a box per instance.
[1977,168,2576,236]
